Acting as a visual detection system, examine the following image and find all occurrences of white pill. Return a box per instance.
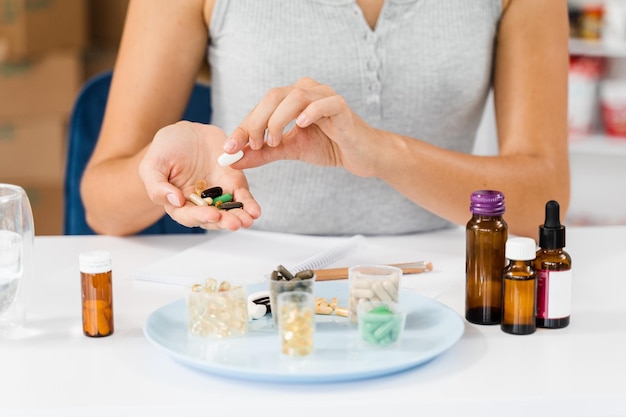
[247,301,267,320]
[218,150,244,166]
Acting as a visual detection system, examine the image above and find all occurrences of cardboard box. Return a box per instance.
[0,0,88,63]
[23,182,63,236]
[0,51,82,118]
[0,115,67,184]
[88,0,128,49]
[0,179,64,236]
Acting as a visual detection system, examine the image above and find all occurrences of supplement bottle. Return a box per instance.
[501,237,537,335]
[80,250,114,337]
[465,190,508,325]
[535,200,572,329]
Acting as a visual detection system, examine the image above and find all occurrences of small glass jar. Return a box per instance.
[501,237,537,335]
[80,250,114,337]
[465,190,508,325]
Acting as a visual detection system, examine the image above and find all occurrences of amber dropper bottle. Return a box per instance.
[535,200,572,329]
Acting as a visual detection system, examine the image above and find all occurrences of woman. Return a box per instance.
[81,0,570,238]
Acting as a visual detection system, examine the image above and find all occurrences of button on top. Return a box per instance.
[365,32,377,44]
[367,59,380,71]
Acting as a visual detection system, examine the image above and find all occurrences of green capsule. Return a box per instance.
[212,193,233,205]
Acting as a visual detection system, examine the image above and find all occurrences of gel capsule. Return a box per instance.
[220,201,243,210]
[200,186,223,199]
[212,193,233,205]
[194,180,208,195]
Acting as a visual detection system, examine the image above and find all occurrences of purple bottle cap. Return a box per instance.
[470,190,505,216]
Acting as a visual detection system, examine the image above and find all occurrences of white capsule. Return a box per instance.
[372,281,393,301]
[217,150,244,166]
[188,193,208,206]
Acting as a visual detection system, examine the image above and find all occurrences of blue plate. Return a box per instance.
[143,281,464,383]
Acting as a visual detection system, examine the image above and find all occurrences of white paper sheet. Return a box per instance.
[133,229,463,299]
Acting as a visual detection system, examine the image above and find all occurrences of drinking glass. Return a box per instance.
[0,184,35,332]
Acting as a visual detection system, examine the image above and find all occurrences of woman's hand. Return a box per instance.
[139,121,261,231]
[223,77,381,178]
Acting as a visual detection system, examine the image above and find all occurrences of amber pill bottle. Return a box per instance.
[535,200,572,329]
[465,190,508,325]
[80,250,114,337]
[501,237,537,335]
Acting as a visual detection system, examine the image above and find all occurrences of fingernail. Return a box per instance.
[223,138,237,152]
[267,133,274,147]
[296,113,308,127]
[167,193,181,207]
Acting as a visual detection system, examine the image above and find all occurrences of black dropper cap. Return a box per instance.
[538,200,566,249]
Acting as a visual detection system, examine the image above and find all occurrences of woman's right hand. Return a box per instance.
[139,121,261,231]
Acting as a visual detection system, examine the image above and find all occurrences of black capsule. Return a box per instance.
[220,201,243,210]
[200,186,223,199]
[277,264,294,281]
[295,270,314,280]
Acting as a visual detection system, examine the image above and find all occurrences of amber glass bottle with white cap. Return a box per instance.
[79,250,114,337]
[501,237,537,335]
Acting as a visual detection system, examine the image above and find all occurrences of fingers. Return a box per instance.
[226,78,333,153]
[295,94,352,130]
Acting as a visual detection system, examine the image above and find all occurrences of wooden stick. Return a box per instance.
[313,262,433,282]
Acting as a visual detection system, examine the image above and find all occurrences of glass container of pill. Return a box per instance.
[80,250,114,337]
[277,291,315,357]
[357,301,406,347]
[187,278,248,338]
[269,270,315,325]
[348,264,402,324]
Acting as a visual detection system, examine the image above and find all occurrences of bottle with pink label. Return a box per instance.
[535,200,572,329]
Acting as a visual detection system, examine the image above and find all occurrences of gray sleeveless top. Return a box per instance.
[208,0,501,236]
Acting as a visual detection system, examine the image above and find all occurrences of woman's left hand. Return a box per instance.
[223,77,381,178]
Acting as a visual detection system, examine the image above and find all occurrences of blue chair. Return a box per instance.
[63,71,210,235]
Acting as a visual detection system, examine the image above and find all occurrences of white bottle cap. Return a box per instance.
[79,250,112,274]
[506,237,536,261]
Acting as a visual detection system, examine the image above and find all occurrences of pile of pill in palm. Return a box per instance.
[187,181,243,210]
[187,278,248,338]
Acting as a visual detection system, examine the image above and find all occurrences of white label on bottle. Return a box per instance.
[536,269,572,319]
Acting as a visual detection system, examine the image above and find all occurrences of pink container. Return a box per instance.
[600,79,626,138]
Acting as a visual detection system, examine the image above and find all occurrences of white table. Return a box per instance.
[1,226,625,416]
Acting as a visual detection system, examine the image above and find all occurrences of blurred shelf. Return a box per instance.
[569,38,626,58]
[569,134,626,156]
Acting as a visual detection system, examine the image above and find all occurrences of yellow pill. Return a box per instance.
[195,180,208,195]
[335,307,349,317]
[315,304,333,315]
